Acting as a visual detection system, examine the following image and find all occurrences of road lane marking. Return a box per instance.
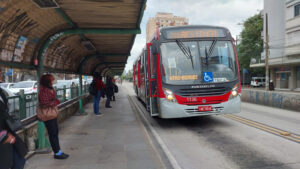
[291,134,300,139]
[226,114,296,137]
[224,114,300,143]
[226,114,289,134]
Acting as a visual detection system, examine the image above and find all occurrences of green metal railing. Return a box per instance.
[7,84,90,121]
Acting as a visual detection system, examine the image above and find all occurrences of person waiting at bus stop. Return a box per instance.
[38,74,69,160]
[105,76,114,108]
[0,88,27,169]
[92,73,105,115]
[269,80,274,91]
[111,78,117,101]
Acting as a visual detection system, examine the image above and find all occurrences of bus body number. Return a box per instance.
[187,97,197,102]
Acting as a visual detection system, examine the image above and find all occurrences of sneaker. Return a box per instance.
[96,113,103,116]
[105,106,112,108]
[54,153,69,160]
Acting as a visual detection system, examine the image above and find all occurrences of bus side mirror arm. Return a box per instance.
[151,40,159,55]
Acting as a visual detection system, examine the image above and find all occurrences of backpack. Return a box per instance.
[114,84,118,93]
[89,80,98,96]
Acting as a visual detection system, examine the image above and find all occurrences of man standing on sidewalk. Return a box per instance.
[105,76,114,108]
[91,73,105,116]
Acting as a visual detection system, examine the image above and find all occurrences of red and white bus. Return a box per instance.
[133,25,241,118]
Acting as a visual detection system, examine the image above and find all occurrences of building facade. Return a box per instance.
[257,0,300,91]
[146,12,188,42]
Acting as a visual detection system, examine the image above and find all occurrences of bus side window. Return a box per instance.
[149,46,157,77]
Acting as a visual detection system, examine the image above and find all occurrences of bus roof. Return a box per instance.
[160,25,230,32]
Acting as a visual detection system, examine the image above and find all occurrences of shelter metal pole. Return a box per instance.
[36,58,51,152]
[77,74,87,115]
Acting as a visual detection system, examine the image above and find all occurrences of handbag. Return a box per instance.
[5,115,23,132]
[36,105,58,121]
[114,84,118,93]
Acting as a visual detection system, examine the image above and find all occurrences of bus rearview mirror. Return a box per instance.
[151,40,158,55]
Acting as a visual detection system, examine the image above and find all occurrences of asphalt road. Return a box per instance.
[124,82,300,169]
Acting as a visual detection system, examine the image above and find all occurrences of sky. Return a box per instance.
[124,0,263,73]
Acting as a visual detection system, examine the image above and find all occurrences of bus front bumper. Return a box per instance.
[158,96,241,119]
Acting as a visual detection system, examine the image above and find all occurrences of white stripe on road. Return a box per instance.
[130,96,182,169]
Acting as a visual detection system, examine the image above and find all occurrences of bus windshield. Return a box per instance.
[160,40,237,85]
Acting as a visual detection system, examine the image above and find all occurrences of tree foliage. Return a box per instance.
[237,13,264,75]
[122,70,133,81]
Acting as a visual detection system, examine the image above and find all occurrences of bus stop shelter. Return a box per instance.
[0,0,145,76]
[0,0,146,151]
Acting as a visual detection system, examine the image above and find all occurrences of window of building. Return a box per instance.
[275,71,291,89]
[295,4,300,17]
[297,66,300,88]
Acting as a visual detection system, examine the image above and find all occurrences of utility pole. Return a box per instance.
[235,35,239,46]
[265,13,269,91]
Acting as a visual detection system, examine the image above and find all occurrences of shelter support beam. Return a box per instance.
[0,61,36,70]
[36,59,51,151]
[55,8,87,41]
[77,74,87,115]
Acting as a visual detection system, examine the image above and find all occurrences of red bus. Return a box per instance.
[133,25,241,118]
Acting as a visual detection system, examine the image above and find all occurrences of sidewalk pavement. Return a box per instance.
[25,84,164,169]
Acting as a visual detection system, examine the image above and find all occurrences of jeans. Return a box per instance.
[93,91,101,114]
[12,146,26,169]
[44,118,60,153]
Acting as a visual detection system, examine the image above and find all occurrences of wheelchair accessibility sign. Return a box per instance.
[203,72,214,82]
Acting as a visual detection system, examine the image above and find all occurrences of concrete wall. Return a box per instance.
[16,95,92,153]
[241,89,300,112]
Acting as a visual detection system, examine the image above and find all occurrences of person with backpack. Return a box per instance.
[105,76,114,108]
[90,73,105,116]
[111,78,118,101]
[0,87,28,169]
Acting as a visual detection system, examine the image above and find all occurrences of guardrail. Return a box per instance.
[7,84,90,121]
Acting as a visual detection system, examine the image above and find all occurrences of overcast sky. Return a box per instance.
[124,0,263,73]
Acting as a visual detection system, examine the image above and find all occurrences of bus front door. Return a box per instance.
[146,43,159,116]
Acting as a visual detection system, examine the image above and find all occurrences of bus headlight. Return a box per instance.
[163,88,177,102]
[229,84,239,99]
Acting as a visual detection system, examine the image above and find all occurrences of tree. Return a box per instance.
[121,70,133,81]
[237,13,264,76]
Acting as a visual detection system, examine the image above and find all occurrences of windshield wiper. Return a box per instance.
[208,40,217,57]
[203,40,217,65]
[175,40,194,69]
[204,46,209,65]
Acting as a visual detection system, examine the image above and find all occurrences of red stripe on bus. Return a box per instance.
[174,91,231,105]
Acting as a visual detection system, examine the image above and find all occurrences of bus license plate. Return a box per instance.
[198,106,212,112]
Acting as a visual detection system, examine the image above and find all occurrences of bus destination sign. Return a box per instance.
[166,28,226,39]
